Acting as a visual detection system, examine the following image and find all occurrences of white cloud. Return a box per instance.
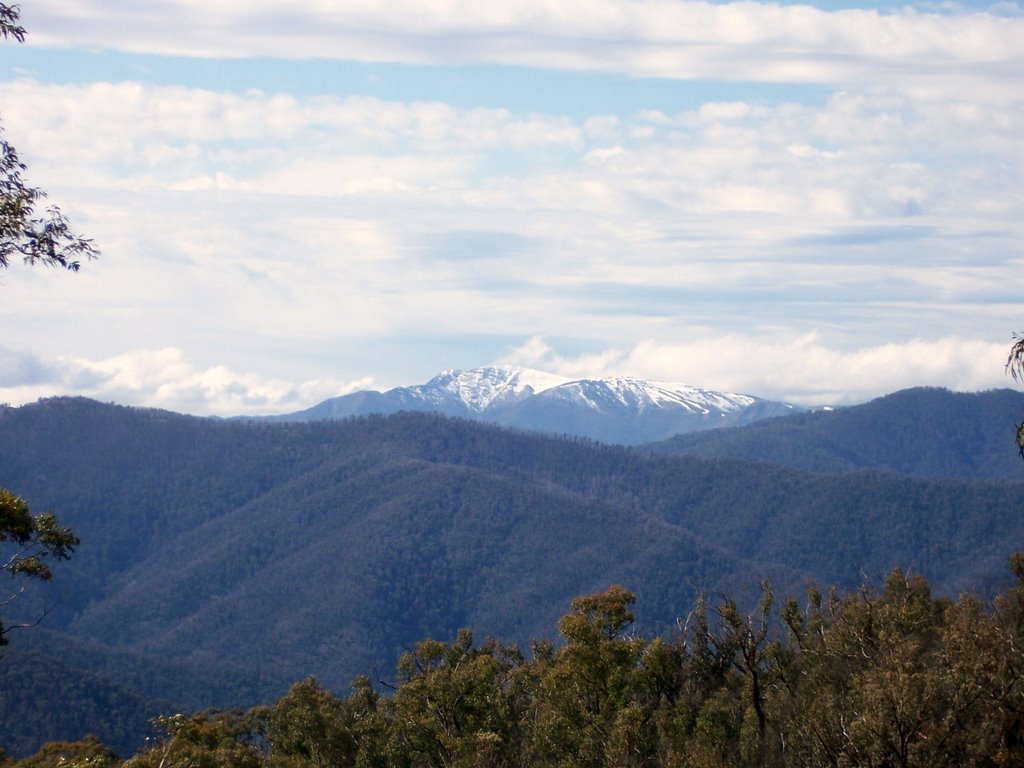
[3,334,1013,416]
[584,146,625,165]
[0,82,581,167]
[1,7,1021,417]
[23,1,1024,92]
[3,81,1018,228]
[0,346,372,416]
[498,334,1014,405]
[1,78,1018,302]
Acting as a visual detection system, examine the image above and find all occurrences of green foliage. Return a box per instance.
[13,735,119,768]
[2,398,1024,723]
[382,629,527,768]
[0,647,169,760]
[1006,333,1024,459]
[528,587,649,768]
[770,569,1024,767]
[0,4,26,42]
[14,564,1024,767]
[123,711,262,768]
[557,585,636,645]
[0,3,98,272]
[1007,334,1024,388]
[0,489,78,644]
[261,677,373,768]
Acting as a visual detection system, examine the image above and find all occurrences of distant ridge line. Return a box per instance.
[258,365,802,445]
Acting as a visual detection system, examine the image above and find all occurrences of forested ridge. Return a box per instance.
[654,387,1024,480]
[2,0,1022,761]
[2,394,1024,759]
[0,648,170,759]
[6,564,1024,768]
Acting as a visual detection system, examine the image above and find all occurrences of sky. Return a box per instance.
[0,0,1021,415]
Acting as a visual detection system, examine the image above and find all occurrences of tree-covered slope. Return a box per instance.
[1,396,1022,721]
[0,647,170,759]
[63,456,762,701]
[650,387,1024,480]
[0,400,780,706]
[55,570,1024,768]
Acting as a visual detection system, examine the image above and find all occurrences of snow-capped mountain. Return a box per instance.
[267,366,800,445]
[491,376,797,444]
[409,367,570,413]
[534,377,757,414]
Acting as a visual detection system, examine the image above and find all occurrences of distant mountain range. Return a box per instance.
[653,386,1024,481]
[3,386,1024,755]
[262,366,801,444]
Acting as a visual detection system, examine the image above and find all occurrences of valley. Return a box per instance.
[1,385,1023,755]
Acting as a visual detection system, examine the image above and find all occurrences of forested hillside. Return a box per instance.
[0,648,170,758]
[1,396,1023,756]
[9,568,1024,767]
[653,387,1024,479]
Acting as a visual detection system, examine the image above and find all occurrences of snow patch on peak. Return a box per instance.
[424,366,570,413]
[273,365,800,444]
[644,380,757,412]
[544,377,758,414]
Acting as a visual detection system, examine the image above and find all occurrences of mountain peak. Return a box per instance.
[419,366,570,413]
[267,366,799,444]
[545,376,757,415]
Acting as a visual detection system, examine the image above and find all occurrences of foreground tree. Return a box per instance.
[1008,333,1024,458]
[1,4,98,270]
[0,3,24,42]
[13,735,119,768]
[123,711,262,768]
[0,489,78,645]
[382,629,526,768]
[260,676,379,768]
[527,586,650,768]
[0,3,92,646]
[17,564,1024,767]
[773,567,1024,767]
